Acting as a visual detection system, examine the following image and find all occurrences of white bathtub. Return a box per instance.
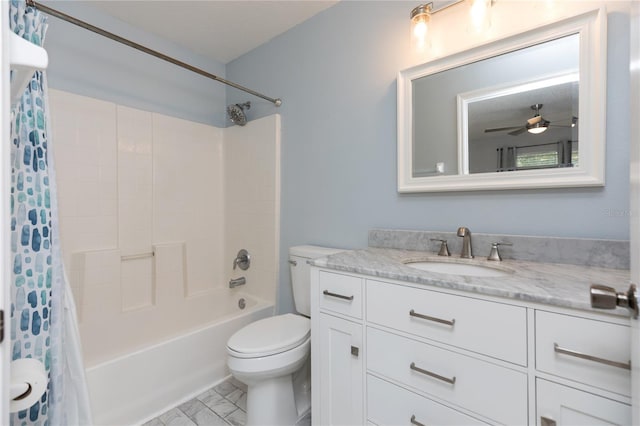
[85,294,274,425]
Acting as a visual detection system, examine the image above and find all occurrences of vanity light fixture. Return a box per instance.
[410,3,432,47]
[469,0,492,32]
[411,0,492,47]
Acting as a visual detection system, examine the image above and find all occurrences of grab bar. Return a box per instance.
[121,252,154,261]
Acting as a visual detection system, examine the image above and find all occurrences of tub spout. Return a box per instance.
[229,277,246,288]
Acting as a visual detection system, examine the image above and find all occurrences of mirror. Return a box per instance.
[397,8,606,192]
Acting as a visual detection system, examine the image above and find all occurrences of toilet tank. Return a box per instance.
[289,245,344,316]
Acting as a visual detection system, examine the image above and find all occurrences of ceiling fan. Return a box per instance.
[484,104,573,136]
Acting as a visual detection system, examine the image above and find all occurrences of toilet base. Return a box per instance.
[246,374,298,426]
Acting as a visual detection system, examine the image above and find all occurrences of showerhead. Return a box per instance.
[227,102,251,126]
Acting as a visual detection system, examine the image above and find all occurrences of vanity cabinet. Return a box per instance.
[536,379,631,426]
[310,268,632,426]
[313,271,364,426]
[535,311,631,426]
[317,313,363,426]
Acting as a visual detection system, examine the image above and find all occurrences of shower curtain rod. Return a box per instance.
[26,0,282,107]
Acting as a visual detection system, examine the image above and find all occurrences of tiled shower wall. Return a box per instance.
[224,118,280,306]
[48,89,279,367]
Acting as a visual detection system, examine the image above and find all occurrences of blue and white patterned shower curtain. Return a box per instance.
[9,1,92,424]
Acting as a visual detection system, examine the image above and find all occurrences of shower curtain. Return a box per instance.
[9,0,92,424]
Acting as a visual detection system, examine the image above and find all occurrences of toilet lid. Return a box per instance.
[227,314,310,358]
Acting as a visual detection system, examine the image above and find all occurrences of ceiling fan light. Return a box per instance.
[527,124,548,134]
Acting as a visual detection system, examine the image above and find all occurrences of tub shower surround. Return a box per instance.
[48,89,280,424]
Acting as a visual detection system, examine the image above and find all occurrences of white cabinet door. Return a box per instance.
[536,379,630,426]
[318,313,363,426]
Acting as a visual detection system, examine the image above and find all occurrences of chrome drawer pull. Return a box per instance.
[410,362,456,385]
[410,415,426,426]
[554,343,631,370]
[322,290,354,301]
[409,309,455,326]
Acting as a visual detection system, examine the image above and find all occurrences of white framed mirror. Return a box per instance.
[397,8,606,192]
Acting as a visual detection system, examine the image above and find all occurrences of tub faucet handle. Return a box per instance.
[487,242,513,261]
[233,249,251,270]
[430,239,450,256]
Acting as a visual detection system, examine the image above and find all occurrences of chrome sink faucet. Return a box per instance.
[457,227,474,258]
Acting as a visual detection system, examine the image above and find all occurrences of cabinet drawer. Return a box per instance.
[367,375,488,426]
[319,272,363,319]
[535,311,630,397]
[367,327,527,425]
[366,280,527,365]
[536,379,631,426]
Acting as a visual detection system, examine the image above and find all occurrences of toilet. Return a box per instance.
[226,245,343,426]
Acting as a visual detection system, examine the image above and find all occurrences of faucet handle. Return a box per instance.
[430,239,451,257]
[487,242,512,261]
[233,249,251,270]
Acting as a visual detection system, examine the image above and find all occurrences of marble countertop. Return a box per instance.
[310,248,631,316]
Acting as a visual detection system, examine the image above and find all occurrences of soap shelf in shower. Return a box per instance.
[9,31,48,107]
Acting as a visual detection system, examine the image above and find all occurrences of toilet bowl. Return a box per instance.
[226,245,343,426]
[227,314,311,426]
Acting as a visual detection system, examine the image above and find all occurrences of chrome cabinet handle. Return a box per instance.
[409,309,455,326]
[288,260,297,266]
[410,415,425,426]
[322,290,354,301]
[554,343,631,370]
[410,362,456,385]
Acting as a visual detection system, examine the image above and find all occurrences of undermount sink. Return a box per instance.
[404,260,512,277]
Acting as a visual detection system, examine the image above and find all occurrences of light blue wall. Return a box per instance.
[225,2,631,313]
[41,0,227,126]
[38,1,631,315]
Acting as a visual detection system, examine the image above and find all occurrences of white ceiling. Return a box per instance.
[89,0,338,64]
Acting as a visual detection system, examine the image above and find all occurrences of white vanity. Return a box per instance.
[309,233,632,426]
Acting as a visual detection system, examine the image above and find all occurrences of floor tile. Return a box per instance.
[191,406,229,426]
[224,389,245,405]
[142,418,165,426]
[235,392,247,412]
[296,411,311,426]
[225,408,246,426]
[178,398,208,419]
[214,380,239,397]
[228,377,247,391]
[200,391,238,418]
[159,408,197,426]
[142,378,258,426]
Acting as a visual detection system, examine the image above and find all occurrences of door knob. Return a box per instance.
[590,283,638,318]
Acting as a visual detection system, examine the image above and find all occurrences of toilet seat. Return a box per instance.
[227,314,310,358]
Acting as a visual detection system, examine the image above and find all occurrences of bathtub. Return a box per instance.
[85,293,274,425]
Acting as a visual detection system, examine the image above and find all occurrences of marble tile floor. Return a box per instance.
[143,377,311,426]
